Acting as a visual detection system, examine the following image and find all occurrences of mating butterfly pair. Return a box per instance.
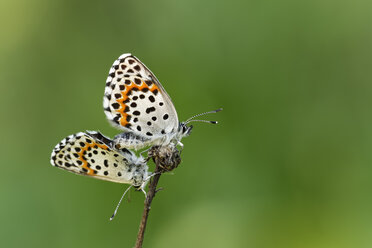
[50,54,220,218]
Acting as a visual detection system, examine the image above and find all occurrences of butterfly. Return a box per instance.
[103,53,221,151]
[50,131,150,188]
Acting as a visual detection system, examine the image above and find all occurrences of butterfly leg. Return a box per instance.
[140,147,151,160]
[141,186,147,198]
[139,172,160,198]
[138,180,148,198]
[177,141,184,153]
[144,172,160,181]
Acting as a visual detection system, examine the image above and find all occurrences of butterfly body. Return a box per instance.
[113,122,193,150]
[50,131,150,187]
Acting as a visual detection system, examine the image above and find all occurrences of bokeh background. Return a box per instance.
[1,0,372,247]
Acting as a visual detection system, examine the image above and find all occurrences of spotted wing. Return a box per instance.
[50,131,138,184]
[103,54,179,139]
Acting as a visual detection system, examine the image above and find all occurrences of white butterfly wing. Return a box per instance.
[50,131,143,184]
[103,54,179,140]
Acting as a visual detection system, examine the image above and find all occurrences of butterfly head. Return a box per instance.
[179,123,193,137]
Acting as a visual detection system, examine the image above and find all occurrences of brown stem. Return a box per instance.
[134,161,162,248]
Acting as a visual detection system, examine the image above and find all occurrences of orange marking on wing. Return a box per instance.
[78,142,109,176]
[116,81,159,127]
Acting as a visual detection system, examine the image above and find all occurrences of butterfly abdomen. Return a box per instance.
[113,132,153,150]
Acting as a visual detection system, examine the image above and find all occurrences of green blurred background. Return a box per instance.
[1,0,372,247]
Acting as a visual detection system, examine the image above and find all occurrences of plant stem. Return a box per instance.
[134,161,162,248]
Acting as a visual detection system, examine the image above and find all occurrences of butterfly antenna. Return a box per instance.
[110,185,133,221]
[185,119,218,124]
[184,108,222,124]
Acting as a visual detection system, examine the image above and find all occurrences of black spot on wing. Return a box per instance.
[134,78,141,85]
[145,80,153,86]
[146,107,156,114]
[112,103,120,109]
[121,148,131,155]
